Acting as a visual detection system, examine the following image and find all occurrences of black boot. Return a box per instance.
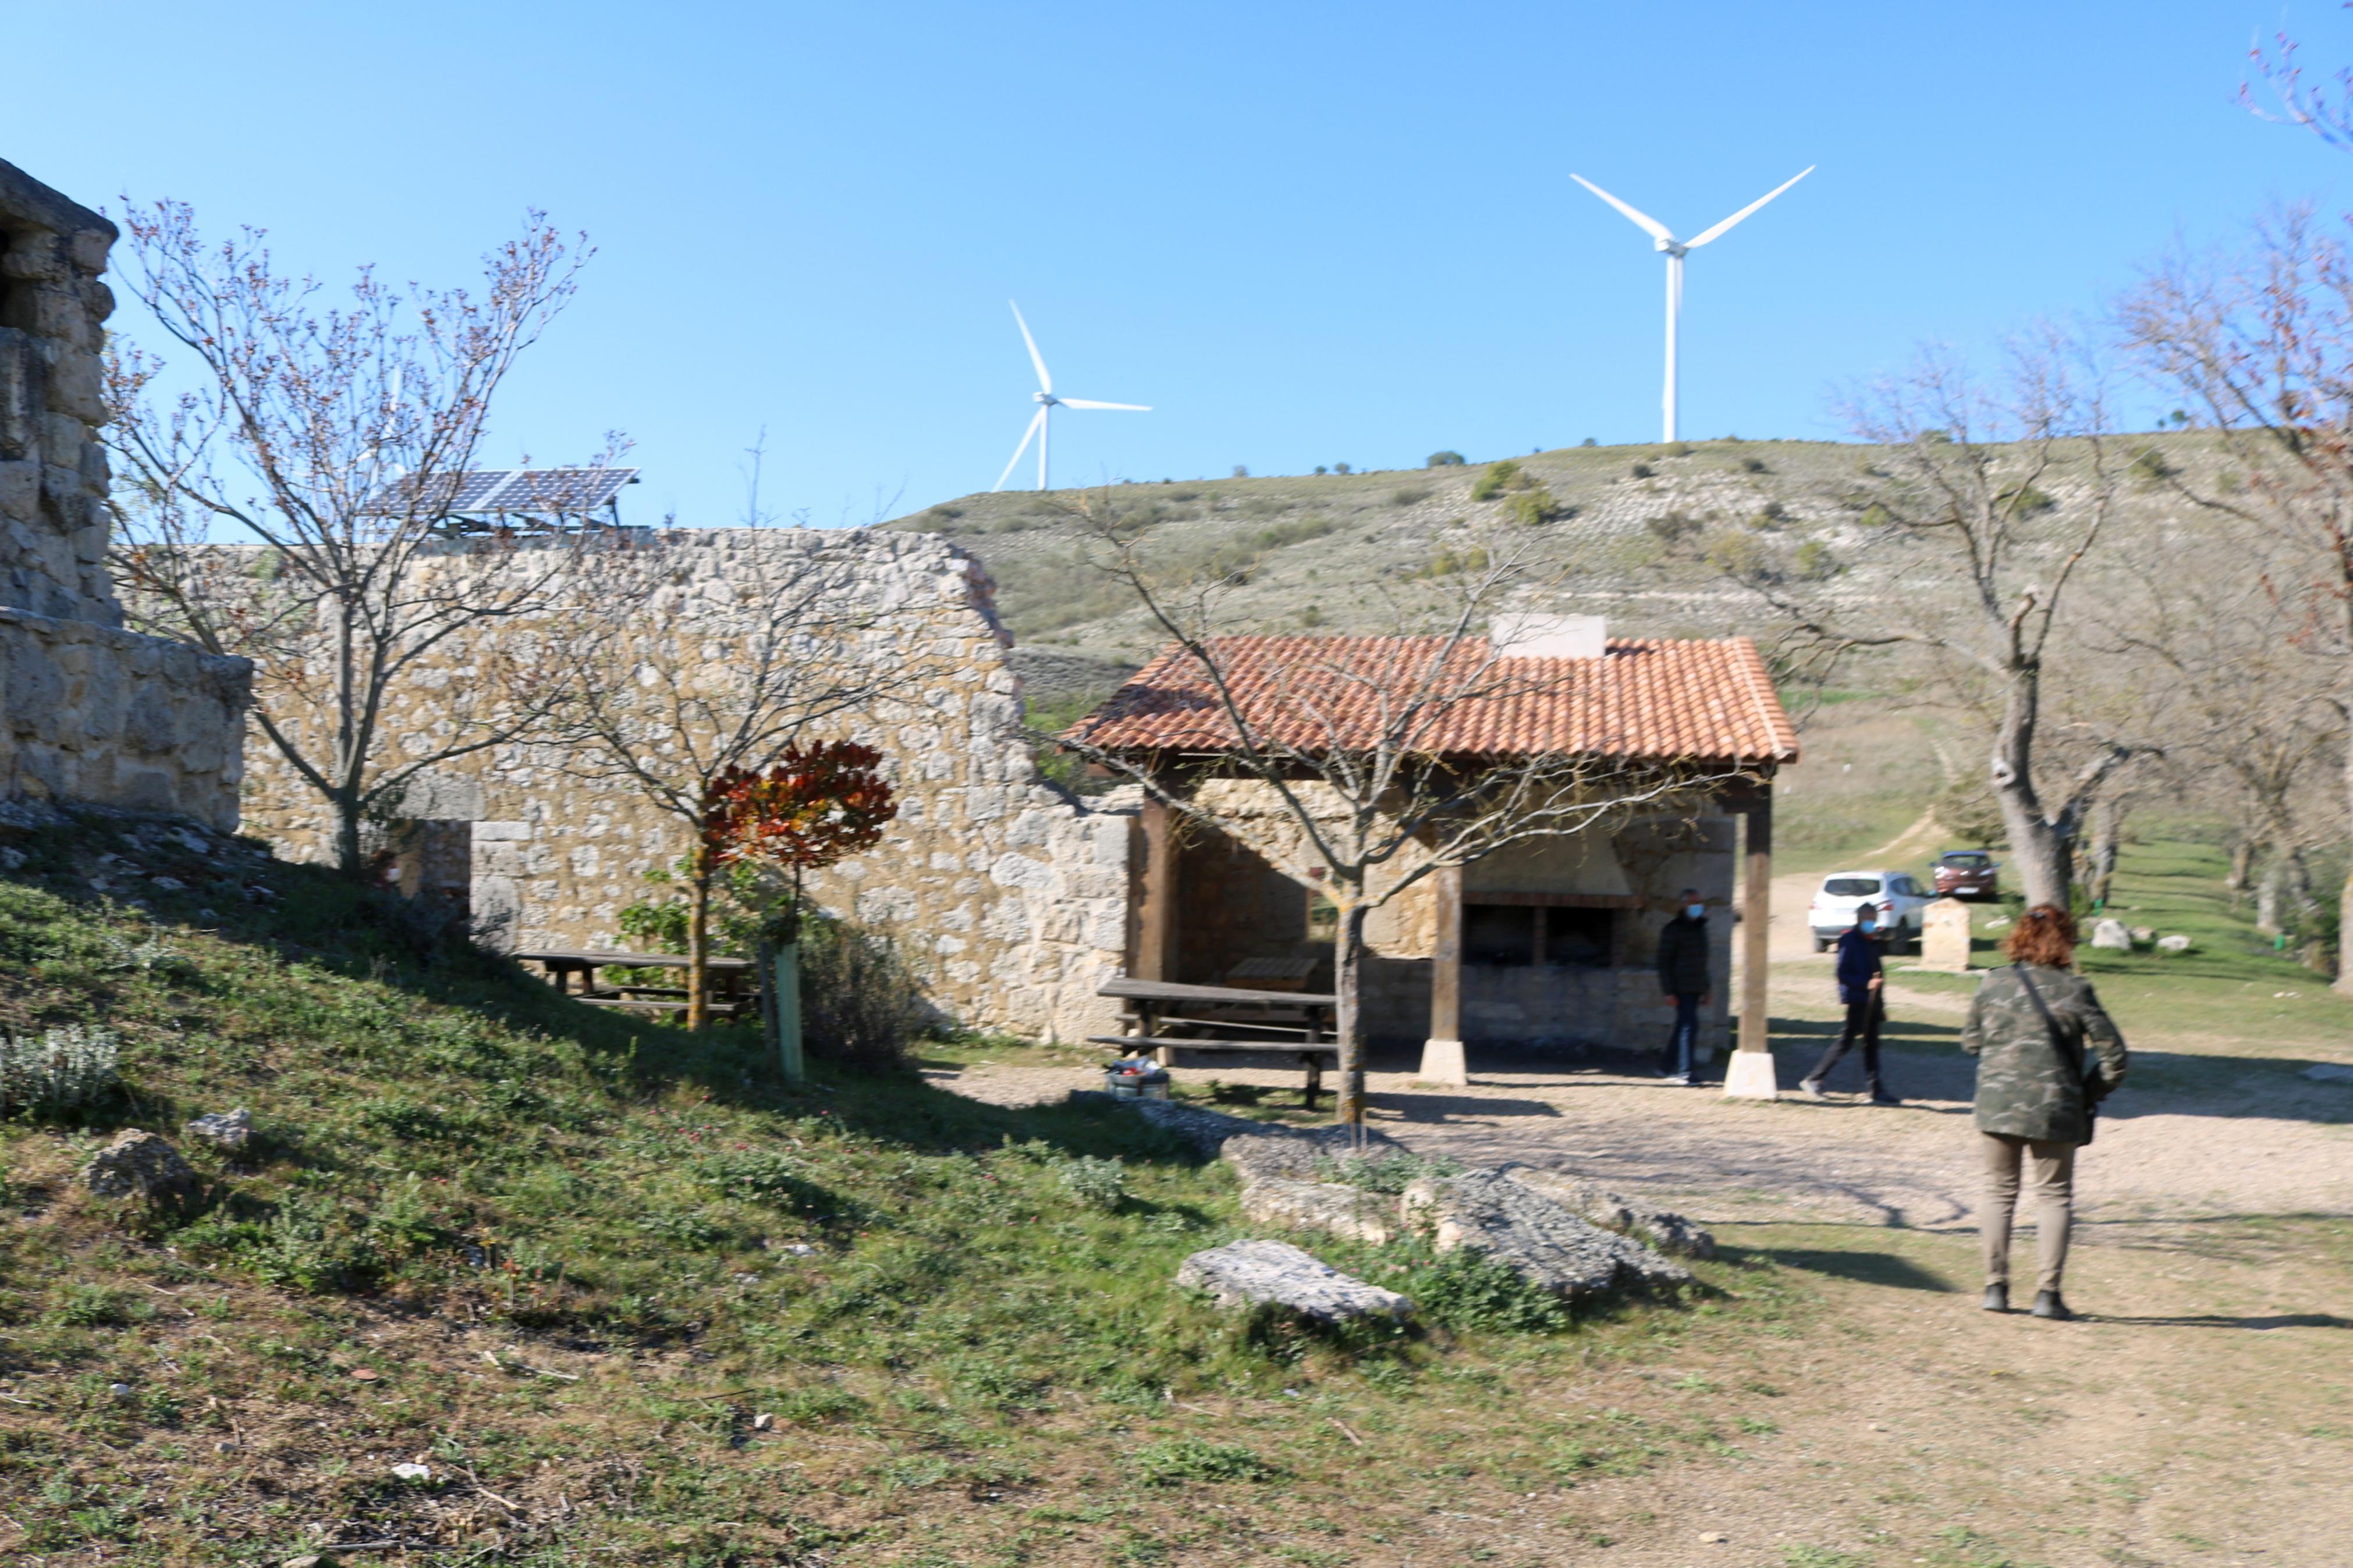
[1981,1283,2008,1313]
[1866,1080,1900,1105]
[2031,1290,2074,1321]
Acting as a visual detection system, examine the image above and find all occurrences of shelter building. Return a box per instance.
[1066,619,1797,1090]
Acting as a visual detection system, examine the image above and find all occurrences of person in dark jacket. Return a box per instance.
[1800,902,1896,1104]
[1961,904,2127,1321]
[1653,888,1712,1086]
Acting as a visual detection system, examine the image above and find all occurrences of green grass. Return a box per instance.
[0,808,1811,1564]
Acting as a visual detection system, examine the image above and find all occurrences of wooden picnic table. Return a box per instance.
[514,948,755,1018]
[1091,977,1340,1109]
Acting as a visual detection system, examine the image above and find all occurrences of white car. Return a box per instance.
[1809,869,1932,954]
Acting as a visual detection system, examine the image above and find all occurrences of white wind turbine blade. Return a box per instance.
[1684,165,1815,248]
[1009,300,1052,393]
[1570,174,1674,244]
[1057,398,1151,411]
[994,408,1046,491]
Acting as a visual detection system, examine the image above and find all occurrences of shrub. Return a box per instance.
[1052,1154,1127,1211]
[1469,460,1521,502]
[2130,447,2174,484]
[1935,777,2006,849]
[1333,462,1351,475]
[1510,487,1563,527]
[1629,462,1655,479]
[1580,436,1598,447]
[1425,450,1466,467]
[1396,1246,1568,1333]
[1390,488,1429,507]
[0,1025,121,1114]
[1414,545,1490,579]
[1133,1438,1279,1485]
[798,916,928,1071]
[1742,456,1770,474]
[1647,509,1699,543]
[1859,502,1894,528]
[1313,1151,1461,1194]
[1793,539,1838,579]
[1669,442,1694,457]
[698,1150,827,1211]
[1999,484,2055,515]
[1231,465,1249,479]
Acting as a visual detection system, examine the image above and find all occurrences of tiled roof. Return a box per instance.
[1063,635,1798,766]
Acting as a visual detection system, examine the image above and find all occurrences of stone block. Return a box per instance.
[84,1130,198,1204]
[0,460,36,520]
[1495,1163,1715,1258]
[1237,1175,1398,1243]
[2090,918,2131,951]
[1922,897,1974,972]
[1176,1239,1414,1322]
[1400,1168,1692,1298]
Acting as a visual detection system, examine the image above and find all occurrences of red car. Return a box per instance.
[1933,850,1999,902]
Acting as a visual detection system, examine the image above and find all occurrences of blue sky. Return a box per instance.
[10,2,2353,527]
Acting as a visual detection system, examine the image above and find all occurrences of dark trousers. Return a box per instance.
[1659,992,1703,1079]
[1807,994,1884,1091]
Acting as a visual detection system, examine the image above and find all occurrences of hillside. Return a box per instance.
[885,432,2221,708]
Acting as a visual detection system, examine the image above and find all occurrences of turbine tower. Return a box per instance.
[993,302,1149,491]
[1570,166,1813,443]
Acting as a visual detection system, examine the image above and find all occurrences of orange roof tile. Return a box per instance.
[1064,635,1798,766]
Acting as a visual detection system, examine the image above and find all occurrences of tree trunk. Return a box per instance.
[2257,852,2286,936]
[2085,797,2123,908]
[1990,674,2071,909]
[2227,837,2257,901]
[1333,902,1368,1126]
[686,862,713,1032]
[333,791,367,879]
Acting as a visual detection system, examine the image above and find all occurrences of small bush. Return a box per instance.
[1052,1154,1127,1211]
[2130,447,2174,485]
[1389,488,1429,507]
[1999,483,2055,515]
[1629,462,1655,479]
[698,1150,826,1212]
[799,916,928,1071]
[1742,456,1770,474]
[1648,509,1699,543]
[1794,539,1838,580]
[1580,436,1598,447]
[1510,487,1563,527]
[1,1025,121,1114]
[1469,460,1521,502]
[1413,545,1490,579]
[1425,450,1466,467]
[1859,502,1894,528]
[1133,1438,1279,1485]
[1397,1247,1569,1334]
[1669,442,1694,457]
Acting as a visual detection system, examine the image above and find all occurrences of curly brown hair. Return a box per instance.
[2003,903,2077,968]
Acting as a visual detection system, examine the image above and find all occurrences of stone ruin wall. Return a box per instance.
[0,159,249,829]
[233,529,1131,1043]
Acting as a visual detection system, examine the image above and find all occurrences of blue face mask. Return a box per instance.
[1859,919,1877,933]
[1685,903,1705,920]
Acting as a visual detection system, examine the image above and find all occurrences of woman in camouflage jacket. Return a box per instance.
[1960,904,2128,1321]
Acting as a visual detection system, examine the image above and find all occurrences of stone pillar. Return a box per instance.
[1724,787,1779,1100]
[1418,863,1467,1086]
[1921,897,1973,973]
[1137,796,1180,983]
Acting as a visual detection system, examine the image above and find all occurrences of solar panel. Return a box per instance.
[363,467,639,518]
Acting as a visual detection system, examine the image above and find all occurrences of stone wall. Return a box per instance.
[0,159,249,827]
[233,528,1131,1043]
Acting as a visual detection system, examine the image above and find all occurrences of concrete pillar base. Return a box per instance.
[1723,1048,1779,1100]
[1417,1037,1468,1086]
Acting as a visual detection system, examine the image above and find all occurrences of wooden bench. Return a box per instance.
[1087,1036,1339,1110]
[1092,978,1343,1111]
[514,948,755,1020]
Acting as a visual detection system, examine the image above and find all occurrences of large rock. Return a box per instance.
[2090,919,2132,951]
[1237,1175,1399,1244]
[2156,934,2194,954]
[1402,1168,1692,1298]
[1176,1239,1415,1322]
[83,1129,198,1204]
[1921,897,1974,972]
[1220,1125,1408,1186]
[1496,1164,1715,1259]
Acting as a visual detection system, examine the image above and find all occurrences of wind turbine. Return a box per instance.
[1570,166,1813,443]
[993,301,1150,491]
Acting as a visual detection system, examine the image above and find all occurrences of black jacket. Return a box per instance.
[1655,913,1712,995]
[1834,926,1883,1007]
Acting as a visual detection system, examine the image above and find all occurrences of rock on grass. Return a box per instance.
[83,1129,198,1204]
[1237,1175,1398,1244]
[1177,1239,1415,1322]
[1496,1162,1715,1259]
[1402,1168,1693,1299]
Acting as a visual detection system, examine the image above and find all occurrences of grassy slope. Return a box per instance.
[1,811,1825,1566]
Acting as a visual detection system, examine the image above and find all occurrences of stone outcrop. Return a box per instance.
[1495,1163,1715,1259]
[1176,1239,1415,1322]
[2090,918,2132,951]
[1220,1125,1408,1186]
[84,1129,198,1204]
[0,160,250,828]
[1401,1168,1693,1299]
[1238,1174,1398,1244]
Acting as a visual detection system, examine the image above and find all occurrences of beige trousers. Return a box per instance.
[1980,1132,2077,1294]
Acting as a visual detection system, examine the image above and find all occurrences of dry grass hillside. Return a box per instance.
[884,432,2221,701]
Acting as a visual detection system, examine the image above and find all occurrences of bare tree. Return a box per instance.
[1714,339,2137,907]
[548,532,918,1029]
[104,199,602,874]
[1051,504,1744,1125]
[2123,207,2353,989]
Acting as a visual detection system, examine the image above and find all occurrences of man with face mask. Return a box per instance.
[1654,887,1713,1086]
[1801,901,1897,1104]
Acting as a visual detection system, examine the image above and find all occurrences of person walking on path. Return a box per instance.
[1961,904,2128,1321]
[1654,888,1712,1086]
[1801,902,1897,1104]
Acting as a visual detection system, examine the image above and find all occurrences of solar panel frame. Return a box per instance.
[362,467,638,518]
